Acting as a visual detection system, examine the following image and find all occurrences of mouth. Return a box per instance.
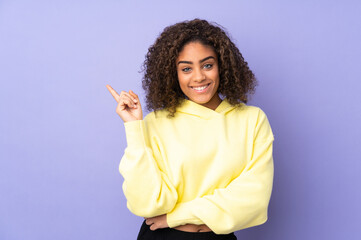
[190,83,211,92]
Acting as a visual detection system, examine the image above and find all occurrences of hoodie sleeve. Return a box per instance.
[119,114,178,217]
[166,108,274,234]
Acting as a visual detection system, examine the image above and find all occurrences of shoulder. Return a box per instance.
[142,109,179,137]
[234,104,274,139]
[142,109,173,128]
[143,109,170,122]
[233,103,268,120]
[243,105,274,141]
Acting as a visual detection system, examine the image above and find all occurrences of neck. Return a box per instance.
[200,94,222,110]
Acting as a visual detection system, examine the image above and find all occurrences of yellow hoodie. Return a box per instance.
[119,98,274,234]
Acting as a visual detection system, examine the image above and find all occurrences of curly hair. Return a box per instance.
[141,18,257,117]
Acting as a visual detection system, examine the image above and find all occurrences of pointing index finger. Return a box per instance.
[106,84,120,102]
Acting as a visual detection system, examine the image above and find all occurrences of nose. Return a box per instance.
[193,68,206,82]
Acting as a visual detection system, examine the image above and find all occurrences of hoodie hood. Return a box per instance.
[176,98,241,119]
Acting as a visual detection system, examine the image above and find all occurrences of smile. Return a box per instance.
[190,83,211,92]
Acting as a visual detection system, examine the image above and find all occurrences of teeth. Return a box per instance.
[194,86,207,90]
[192,84,209,91]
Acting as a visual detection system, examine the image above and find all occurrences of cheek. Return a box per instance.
[177,73,189,88]
[177,78,187,91]
[209,68,220,82]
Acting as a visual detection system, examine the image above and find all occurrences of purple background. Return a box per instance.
[1,0,361,239]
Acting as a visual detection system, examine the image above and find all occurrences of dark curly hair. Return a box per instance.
[141,18,257,117]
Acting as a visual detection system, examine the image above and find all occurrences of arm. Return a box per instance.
[119,117,178,218]
[166,109,274,234]
[106,86,178,217]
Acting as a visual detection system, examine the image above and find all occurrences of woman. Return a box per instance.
[106,19,274,240]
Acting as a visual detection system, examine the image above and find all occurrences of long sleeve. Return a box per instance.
[119,118,178,217]
[166,109,274,234]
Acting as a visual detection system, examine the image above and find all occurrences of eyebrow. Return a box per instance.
[177,56,215,65]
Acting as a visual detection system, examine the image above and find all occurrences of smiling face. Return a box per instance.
[176,41,222,110]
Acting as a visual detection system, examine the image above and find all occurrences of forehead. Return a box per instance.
[177,42,217,61]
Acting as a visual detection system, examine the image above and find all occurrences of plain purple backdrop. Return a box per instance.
[1,0,361,239]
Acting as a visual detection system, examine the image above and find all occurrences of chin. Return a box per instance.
[189,96,212,104]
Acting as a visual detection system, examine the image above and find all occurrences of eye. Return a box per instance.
[182,67,191,72]
[203,63,213,69]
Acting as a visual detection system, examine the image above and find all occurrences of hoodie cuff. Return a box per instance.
[167,201,203,228]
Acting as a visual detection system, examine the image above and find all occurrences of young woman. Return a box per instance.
[106,19,274,240]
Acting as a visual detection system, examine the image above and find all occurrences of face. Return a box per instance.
[176,41,222,110]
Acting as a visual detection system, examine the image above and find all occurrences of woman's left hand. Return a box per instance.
[144,214,169,231]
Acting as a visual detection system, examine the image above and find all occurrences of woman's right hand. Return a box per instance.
[106,84,143,122]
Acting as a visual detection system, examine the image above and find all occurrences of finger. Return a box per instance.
[145,219,152,225]
[119,94,137,108]
[128,90,138,103]
[118,99,136,111]
[106,85,120,102]
[121,91,138,105]
[121,92,138,108]
[150,224,157,231]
